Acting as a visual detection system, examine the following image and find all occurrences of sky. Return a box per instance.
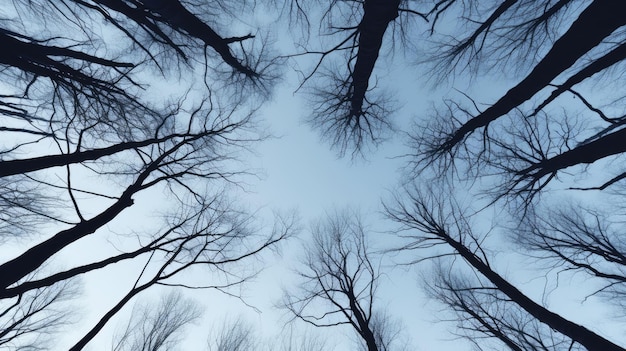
[3,2,625,351]
[0,42,527,351]
[52,38,469,350]
[67,66,437,350]
[147,50,520,350]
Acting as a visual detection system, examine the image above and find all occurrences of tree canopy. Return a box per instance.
[2,0,626,350]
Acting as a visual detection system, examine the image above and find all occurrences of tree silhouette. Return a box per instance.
[370,1,626,350]
[287,0,426,156]
[112,291,201,351]
[0,277,77,350]
[281,210,403,351]
[5,0,626,349]
[0,1,289,349]
[385,186,625,351]
[411,0,626,199]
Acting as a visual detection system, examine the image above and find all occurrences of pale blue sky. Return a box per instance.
[3,2,625,350]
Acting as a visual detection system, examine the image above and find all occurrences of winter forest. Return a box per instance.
[1,1,626,350]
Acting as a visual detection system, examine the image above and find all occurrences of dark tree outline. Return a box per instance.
[412,87,626,207]
[68,197,294,350]
[424,262,583,351]
[385,185,626,351]
[0,102,254,290]
[52,0,262,77]
[0,12,286,347]
[383,2,626,350]
[1,0,279,161]
[285,0,427,157]
[111,291,202,351]
[0,277,78,350]
[0,1,283,350]
[422,0,580,80]
[419,0,626,163]
[282,209,406,351]
[516,203,626,309]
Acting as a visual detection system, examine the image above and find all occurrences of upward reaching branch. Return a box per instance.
[282,210,405,351]
[432,0,626,156]
[386,187,626,351]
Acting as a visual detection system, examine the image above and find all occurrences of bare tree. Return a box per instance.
[0,277,78,350]
[385,185,625,351]
[289,0,617,161]
[284,0,427,156]
[516,203,626,315]
[376,2,626,350]
[424,264,581,351]
[0,1,290,349]
[207,317,256,351]
[112,291,201,351]
[281,210,402,351]
[410,0,626,199]
[69,204,292,351]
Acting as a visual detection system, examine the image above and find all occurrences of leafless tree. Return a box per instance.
[409,0,626,201]
[0,277,78,350]
[385,185,625,351]
[208,316,259,351]
[112,291,201,351]
[288,1,617,161]
[0,1,290,349]
[378,2,626,350]
[206,316,333,351]
[281,210,402,351]
[284,0,428,157]
[516,203,626,315]
[67,203,293,350]
[424,264,581,351]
